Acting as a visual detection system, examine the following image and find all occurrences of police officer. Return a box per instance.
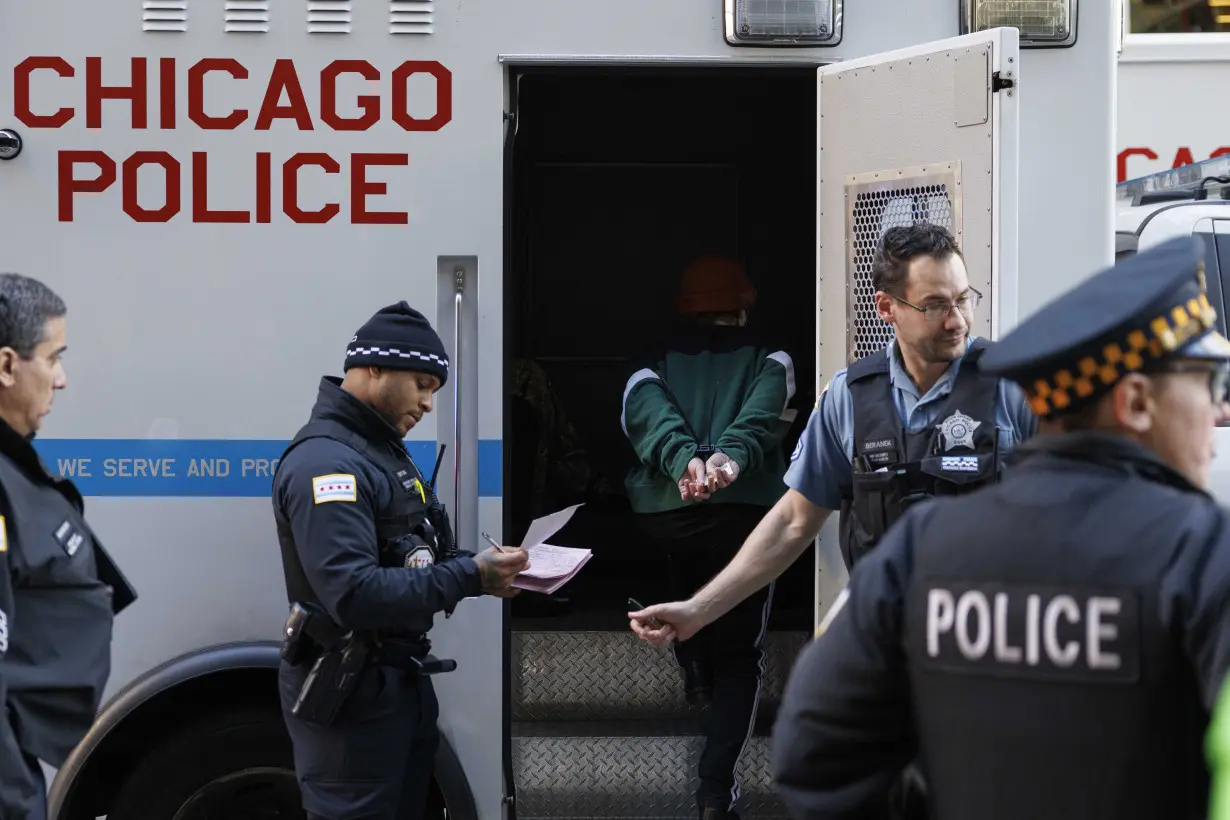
[273,301,528,820]
[0,273,137,819]
[770,236,1230,820]
[630,222,1035,647]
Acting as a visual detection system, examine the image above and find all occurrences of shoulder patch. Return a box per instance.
[313,473,358,504]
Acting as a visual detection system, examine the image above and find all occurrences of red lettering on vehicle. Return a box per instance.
[14,57,74,128]
[25,56,445,223]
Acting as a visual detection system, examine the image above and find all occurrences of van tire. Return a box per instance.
[106,706,303,820]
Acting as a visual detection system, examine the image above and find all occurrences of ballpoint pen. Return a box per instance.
[481,531,506,553]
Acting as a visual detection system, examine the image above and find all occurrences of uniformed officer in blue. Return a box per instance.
[0,273,137,819]
[273,302,529,820]
[632,222,1034,643]
[770,236,1230,820]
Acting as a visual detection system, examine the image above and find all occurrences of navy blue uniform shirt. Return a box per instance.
[273,378,482,635]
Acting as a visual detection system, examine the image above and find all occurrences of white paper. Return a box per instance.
[518,543,591,580]
[518,503,584,550]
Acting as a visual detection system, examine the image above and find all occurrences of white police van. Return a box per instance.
[1117,156,1230,501]
[0,0,1117,817]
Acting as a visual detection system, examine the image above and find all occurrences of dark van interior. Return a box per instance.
[503,66,820,631]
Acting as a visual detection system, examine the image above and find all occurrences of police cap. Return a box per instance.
[978,236,1230,418]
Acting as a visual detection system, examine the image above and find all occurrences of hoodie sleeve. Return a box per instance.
[715,348,797,472]
[621,362,698,482]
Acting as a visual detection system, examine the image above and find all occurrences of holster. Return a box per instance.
[291,637,370,728]
[282,601,367,728]
[282,603,458,727]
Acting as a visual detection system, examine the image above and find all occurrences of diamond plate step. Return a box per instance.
[511,732,790,820]
[512,630,808,721]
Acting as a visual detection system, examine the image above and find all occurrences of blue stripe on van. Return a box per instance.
[30,439,504,499]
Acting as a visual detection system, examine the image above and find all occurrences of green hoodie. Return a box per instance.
[621,322,796,515]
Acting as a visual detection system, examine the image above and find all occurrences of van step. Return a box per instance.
[511,733,790,820]
[512,630,808,721]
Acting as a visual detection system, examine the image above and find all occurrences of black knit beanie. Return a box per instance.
[344,301,449,386]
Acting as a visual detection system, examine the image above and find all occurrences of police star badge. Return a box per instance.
[936,410,980,451]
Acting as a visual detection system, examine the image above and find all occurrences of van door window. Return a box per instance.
[1198,229,1228,337]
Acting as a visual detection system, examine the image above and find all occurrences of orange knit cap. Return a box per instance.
[675,255,757,315]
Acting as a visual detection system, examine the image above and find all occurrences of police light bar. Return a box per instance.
[1117,155,1230,206]
[723,0,843,46]
[959,0,1076,48]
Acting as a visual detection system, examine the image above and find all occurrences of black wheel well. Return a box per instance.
[54,660,476,820]
[57,666,279,819]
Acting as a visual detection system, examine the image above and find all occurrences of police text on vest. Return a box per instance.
[913,582,1140,683]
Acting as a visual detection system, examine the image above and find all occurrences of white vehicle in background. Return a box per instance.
[0,0,1115,818]
[1116,155,1230,500]
[1117,32,1230,183]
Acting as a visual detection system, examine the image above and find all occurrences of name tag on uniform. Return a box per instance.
[54,518,85,557]
[912,581,1141,684]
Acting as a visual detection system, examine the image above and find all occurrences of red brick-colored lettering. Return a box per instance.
[321,60,380,131]
[14,57,75,128]
[58,150,116,222]
[86,57,148,129]
[189,59,249,130]
[256,153,272,224]
[192,152,249,223]
[391,61,451,132]
[122,151,181,222]
[283,153,339,223]
[352,153,409,225]
[1172,147,1195,170]
[1117,147,1158,184]
[255,60,314,131]
[160,58,177,130]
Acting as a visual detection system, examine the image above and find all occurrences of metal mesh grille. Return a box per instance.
[848,183,954,360]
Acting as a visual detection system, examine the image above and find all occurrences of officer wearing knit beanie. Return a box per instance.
[271,300,528,819]
[344,301,450,387]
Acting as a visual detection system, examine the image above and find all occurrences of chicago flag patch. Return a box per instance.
[313,474,357,504]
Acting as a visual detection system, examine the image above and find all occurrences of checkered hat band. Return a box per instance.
[346,346,450,369]
[1025,292,1216,416]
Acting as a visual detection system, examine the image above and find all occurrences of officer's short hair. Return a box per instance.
[0,274,66,359]
[872,222,964,296]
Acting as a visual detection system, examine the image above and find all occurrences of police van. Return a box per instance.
[1117,155,1230,500]
[0,0,1117,818]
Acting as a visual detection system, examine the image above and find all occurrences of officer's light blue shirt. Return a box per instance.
[783,336,1037,511]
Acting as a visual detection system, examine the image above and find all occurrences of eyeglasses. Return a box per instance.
[1153,361,1230,406]
[889,286,982,323]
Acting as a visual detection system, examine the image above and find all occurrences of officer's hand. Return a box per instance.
[705,452,740,490]
[474,546,529,594]
[678,458,711,502]
[628,600,702,648]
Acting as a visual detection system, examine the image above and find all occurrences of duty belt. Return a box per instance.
[368,635,430,669]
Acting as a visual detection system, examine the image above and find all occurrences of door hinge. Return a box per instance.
[992,71,1015,93]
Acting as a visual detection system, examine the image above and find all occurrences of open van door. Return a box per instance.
[811,28,1021,631]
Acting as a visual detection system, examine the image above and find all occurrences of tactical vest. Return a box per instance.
[900,436,1217,820]
[273,419,456,626]
[838,339,1001,570]
[0,449,136,766]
